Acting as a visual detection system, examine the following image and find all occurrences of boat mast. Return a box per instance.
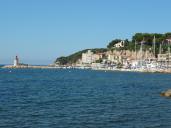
[168,46,170,69]
[159,43,162,54]
[145,50,148,60]
[159,42,162,68]
[140,39,144,68]
[153,35,156,58]
[135,40,137,60]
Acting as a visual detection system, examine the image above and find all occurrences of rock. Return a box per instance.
[160,89,171,97]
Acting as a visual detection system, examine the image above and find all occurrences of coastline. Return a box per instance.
[2,65,56,69]
[2,65,171,74]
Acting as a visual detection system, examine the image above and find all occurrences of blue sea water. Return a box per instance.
[0,69,171,128]
[0,64,4,68]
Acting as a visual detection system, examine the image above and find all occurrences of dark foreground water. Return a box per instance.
[0,69,171,128]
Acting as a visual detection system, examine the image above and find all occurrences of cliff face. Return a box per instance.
[108,50,154,60]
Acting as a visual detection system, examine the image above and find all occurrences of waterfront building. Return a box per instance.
[107,51,119,63]
[157,53,171,68]
[14,56,19,66]
[158,54,168,61]
[82,50,94,64]
[93,53,103,61]
[107,53,121,64]
[107,50,136,65]
[82,50,103,64]
[108,53,116,63]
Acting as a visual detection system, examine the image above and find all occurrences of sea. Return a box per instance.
[0,68,171,128]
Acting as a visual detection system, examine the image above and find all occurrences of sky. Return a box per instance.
[0,0,171,65]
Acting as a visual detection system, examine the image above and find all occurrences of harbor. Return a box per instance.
[1,0,171,127]
[2,34,171,74]
[55,35,171,73]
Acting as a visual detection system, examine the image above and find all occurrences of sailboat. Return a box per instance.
[145,36,159,71]
[131,39,147,70]
[131,36,159,71]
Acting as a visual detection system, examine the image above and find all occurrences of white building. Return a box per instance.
[158,54,168,61]
[82,50,94,64]
[82,50,103,64]
[14,56,19,66]
[107,51,123,64]
[108,54,118,63]
[114,41,125,48]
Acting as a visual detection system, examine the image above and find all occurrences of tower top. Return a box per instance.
[14,55,19,66]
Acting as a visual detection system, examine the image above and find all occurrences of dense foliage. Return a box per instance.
[107,39,122,48]
[132,33,171,44]
[108,33,171,53]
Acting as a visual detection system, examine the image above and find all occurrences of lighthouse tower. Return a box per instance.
[14,56,19,66]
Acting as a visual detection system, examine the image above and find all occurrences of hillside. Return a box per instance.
[55,48,107,65]
[55,33,171,65]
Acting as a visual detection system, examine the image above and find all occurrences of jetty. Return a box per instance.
[2,56,57,69]
[2,65,52,69]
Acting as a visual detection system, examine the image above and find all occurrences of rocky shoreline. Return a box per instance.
[161,89,171,98]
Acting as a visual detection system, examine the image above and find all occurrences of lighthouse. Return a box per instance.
[14,56,19,66]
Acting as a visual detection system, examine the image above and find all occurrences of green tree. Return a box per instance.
[56,57,68,65]
[107,39,122,49]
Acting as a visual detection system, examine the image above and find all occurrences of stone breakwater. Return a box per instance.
[3,65,171,74]
[2,65,55,69]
